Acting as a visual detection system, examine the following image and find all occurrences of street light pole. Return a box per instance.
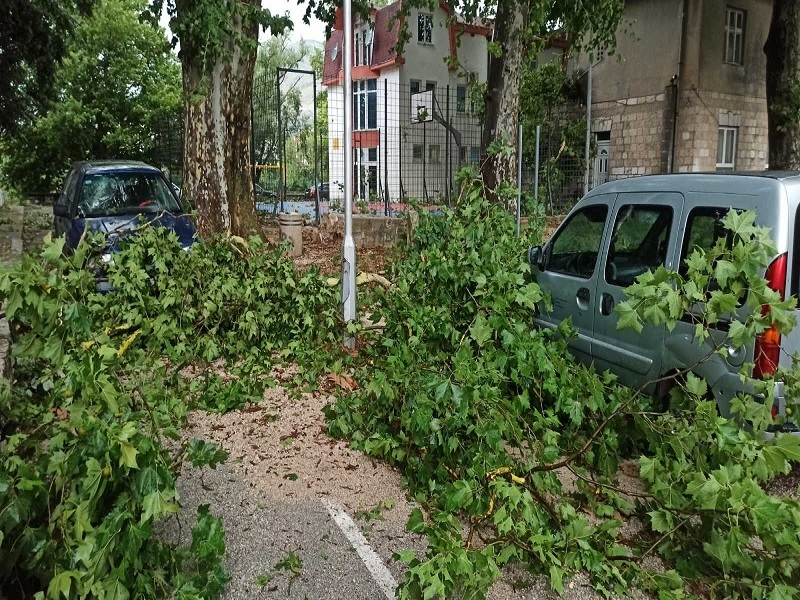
[342,0,357,347]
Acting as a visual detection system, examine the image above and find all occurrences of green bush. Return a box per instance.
[326,174,800,599]
[0,229,339,597]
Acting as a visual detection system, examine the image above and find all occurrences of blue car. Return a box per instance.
[53,160,196,289]
[53,160,195,249]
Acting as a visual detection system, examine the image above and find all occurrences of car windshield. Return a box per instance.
[77,171,182,217]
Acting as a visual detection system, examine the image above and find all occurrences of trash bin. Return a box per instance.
[277,212,303,257]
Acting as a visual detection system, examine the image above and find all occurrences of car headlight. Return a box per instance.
[101,253,113,264]
[182,245,192,252]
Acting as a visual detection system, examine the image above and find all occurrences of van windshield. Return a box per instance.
[77,172,182,217]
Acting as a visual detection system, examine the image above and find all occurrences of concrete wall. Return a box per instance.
[580,0,683,103]
[320,212,406,247]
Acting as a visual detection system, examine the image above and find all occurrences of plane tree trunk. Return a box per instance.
[765,0,800,170]
[480,0,530,209]
[177,0,259,237]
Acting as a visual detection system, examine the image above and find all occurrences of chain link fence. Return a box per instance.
[152,73,591,220]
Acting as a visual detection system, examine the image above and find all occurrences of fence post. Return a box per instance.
[516,123,522,236]
[276,70,284,212]
[384,79,389,216]
[250,81,256,200]
[313,71,320,223]
[423,120,427,203]
[446,84,451,207]
[534,124,541,204]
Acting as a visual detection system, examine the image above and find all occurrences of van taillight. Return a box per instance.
[753,253,787,380]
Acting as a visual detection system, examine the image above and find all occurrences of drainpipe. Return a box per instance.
[670,0,688,173]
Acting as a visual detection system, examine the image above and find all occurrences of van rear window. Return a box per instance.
[679,207,731,276]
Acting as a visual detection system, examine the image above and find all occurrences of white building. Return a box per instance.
[322,1,492,205]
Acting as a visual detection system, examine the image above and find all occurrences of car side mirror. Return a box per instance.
[528,246,545,271]
[53,204,69,218]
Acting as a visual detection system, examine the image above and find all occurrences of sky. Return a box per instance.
[159,3,327,47]
[279,2,326,45]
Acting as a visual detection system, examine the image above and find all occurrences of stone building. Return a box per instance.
[575,0,771,188]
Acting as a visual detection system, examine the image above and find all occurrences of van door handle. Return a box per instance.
[600,292,615,316]
[577,287,590,302]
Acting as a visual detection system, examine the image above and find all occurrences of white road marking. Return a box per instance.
[323,498,398,600]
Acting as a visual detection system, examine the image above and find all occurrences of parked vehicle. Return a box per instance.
[527,172,800,428]
[306,182,330,201]
[53,160,196,289]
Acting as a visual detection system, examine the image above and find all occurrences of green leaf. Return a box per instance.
[615,301,643,333]
[685,373,707,399]
[141,490,180,523]
[445,480,473,511]
[119,441,139,469]
[394,550,417,564]
[647,509,674,534]
[549,564,564,595]
[406,508,425,533]
[469,313,492,347]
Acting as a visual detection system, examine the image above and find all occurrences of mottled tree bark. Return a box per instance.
[480,0,529,207]
[765,0,800,170]
[178,1,259,238]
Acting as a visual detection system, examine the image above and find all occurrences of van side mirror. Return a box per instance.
[53,204,69,218]
[528,246,544,271]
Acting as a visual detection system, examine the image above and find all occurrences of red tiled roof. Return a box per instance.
[322,29,343,85]
[371,2,402,68]
[322,0,491,86]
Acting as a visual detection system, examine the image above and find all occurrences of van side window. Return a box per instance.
[605,205,673,287]
[548,205,608,278]
[679,207,731,276]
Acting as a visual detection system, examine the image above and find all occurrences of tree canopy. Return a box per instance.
[0,0,181,193]
[0,0,95,134]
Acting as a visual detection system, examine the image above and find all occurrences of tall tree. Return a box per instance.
[0,0,94,134]
[478,0,624,201]
[765,0,800,170]
[157,0,288,237]
[0,0,181,193]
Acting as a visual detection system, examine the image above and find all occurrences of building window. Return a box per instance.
[429,144,440,162]
[353,79,378,131]
[418,13,433,44]
[717,126,738,169]
[355,32,361,66]
[459,146,467,163]
[425,81,436,94]
[410,79,421,95]
[413,144,424,161]
[724,8,745,65]
[456,85,466,112]
[470,146,480,163]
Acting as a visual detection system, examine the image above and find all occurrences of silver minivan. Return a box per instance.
[527,173,800,425]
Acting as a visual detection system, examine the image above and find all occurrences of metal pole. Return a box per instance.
[583,61,593,196]
[282,123,287,213]
[251,82,256,201]
[516,123,522,236]
[446,84,451,206]
[534,125,541,202]
[342,0,357,346]
[313,72,320,223]
[276,70,283,212]
[384,79,389,216]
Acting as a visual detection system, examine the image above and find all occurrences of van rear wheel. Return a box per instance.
[655,372,717,413]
